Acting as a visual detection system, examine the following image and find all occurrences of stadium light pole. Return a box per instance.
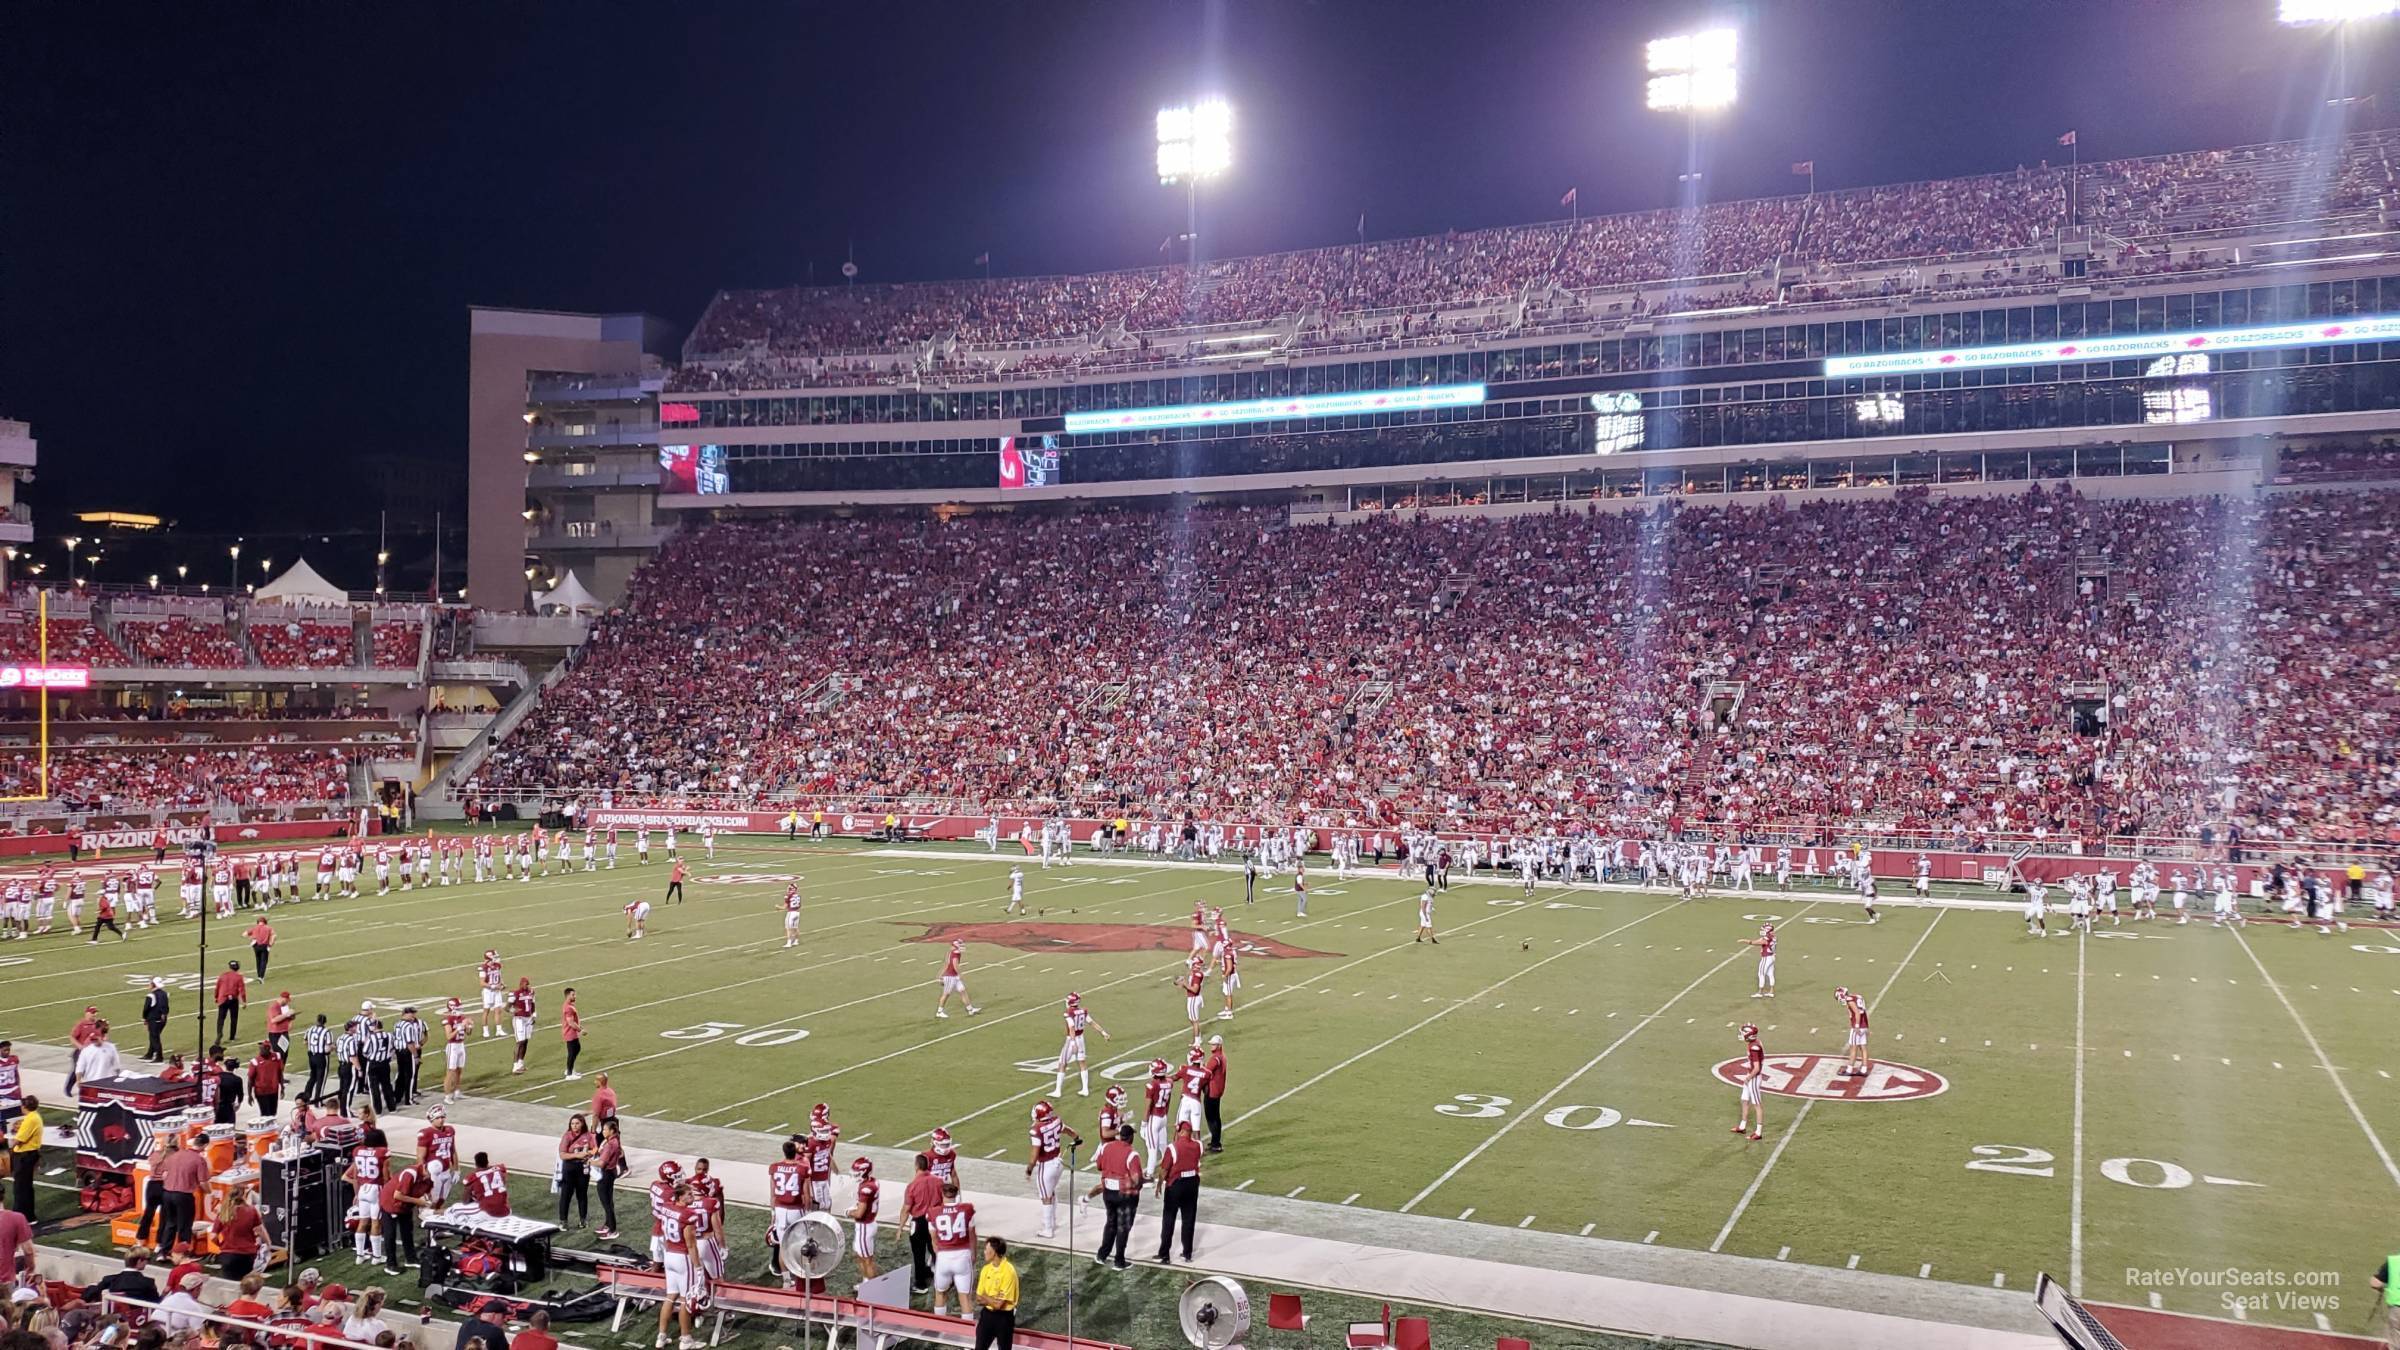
[228,543,240,590]
[61,536,80,588]
[1646,28,1737,206]
[1158,99,1233,267]
[2278,0,2397,109]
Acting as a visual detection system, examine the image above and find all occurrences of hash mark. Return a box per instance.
[1993,1274,2006,1288]
[1775,1246,1790,1260]
[1846,1254,1860,1269]
[1288,1186,1306,1198]
[1341,1194,1359,1206]
[1580,1224,1596,1236]
[1235,1179,1256,1192]
[986,1148,1009,1159]
[1644,1232,1659,1245]
[1457,1207,1475,1221]
[2148,1293,2162,1309]
[1918,1264,1932,1279]
[724,1118,747,1128]
[1519,1216,1536,1229]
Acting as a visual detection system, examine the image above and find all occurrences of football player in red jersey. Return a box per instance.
[687,1159,727,1284]
[345,1136,391,1263]
[1837,987,1871,1077]
[477,950,506,1038]
[781,882,803,949]
[1177,953,1207,1039]
[1053,993,1110,1098]
[802,1123,838,1212]
[416,1104,460,1206]
[765,1141,806,1273]
[922,1127,958,1188]
[1741,924,1778,999]
[648,1160,682,1264]
[926,1180,976,1320]
[1141,1059,1173,1160]
[847,1157,881,1280]
[934,940,979,1019]
[1098,1085,1128,1140]
[1024,1100,1082,1239]
[1734,1023,1767,1141]
[439,997,471,1103]
[1175,1045,1209,1136]
[655,1180,703,1350]
[508,978,537,1075]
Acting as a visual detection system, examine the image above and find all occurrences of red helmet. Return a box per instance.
[1065,992,1081,1008]
[1740,1023,1760,1041]
[1031,1101,1054,1122]
[929,1128,954,1156]
[1187,1044,1206,1064]
[809,1102,830,1123]
[1104,1086,1126,1107]
[1149,1058,1169,1077]
[851,1157,873,1178]
[658,1160,682,1180]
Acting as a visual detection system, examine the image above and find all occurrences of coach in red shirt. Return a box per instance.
[1153,1122,1202,1265]
[1204,1039,1228,1153]
[248,1045,285,1118]
[1086,1125,1143,1270]
[246,918,276,981]
[213,960,249,1044]
[902,1153,941,1295]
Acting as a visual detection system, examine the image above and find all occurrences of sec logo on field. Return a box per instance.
[1711,1053,1949,1102]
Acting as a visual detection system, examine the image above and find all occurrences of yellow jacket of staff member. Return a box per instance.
[975,1255,1018,1311]
[10,1107,41,1155]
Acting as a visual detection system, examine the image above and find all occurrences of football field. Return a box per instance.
[8,834,2395,1334]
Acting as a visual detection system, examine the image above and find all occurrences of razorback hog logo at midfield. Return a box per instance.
[904,921,1337,959]
[1711,1053,1949,1102]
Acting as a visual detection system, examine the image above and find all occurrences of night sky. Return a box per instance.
[1,1,2389,575]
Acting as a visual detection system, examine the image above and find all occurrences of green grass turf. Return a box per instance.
[8,835,2398,1334]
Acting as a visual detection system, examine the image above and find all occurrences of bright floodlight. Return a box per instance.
[1157,99,1233,184]
[1646,27,1737,111]
[2280,0,2400,22]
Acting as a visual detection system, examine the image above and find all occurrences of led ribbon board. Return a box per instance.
[1824,314,2400,379]
[1061,382,1486,435]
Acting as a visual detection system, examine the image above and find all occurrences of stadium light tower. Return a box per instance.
[1157,99,1232,266]
[1647,27,1736,205]
[2279,0,2395,110]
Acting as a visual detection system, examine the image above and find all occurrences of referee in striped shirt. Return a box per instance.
[390,1008,425,1107]
[360,1017,396,1113]
[334,1022,361,1116]
[301,1015,333,1105]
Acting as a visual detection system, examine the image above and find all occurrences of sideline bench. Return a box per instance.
[599,1264,1131,1350]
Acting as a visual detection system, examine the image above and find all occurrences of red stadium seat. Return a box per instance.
[1268,1291,1309,1333]
[1392,1317,1431,1350]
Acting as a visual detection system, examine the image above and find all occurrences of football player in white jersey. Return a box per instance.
[2024,881,2048,937]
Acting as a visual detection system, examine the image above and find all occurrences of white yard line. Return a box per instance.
[1711,909,1945,1253]
[1224,905,1677,1129]
[2231,925,2400,1190]
[1402,901,1829,1214]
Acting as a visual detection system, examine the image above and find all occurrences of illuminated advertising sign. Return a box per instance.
[0,665,89,690]
[1060,382,1485,435]
[1823,313,2400,378]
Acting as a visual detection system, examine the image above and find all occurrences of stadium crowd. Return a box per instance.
[467,486,2400,853]
[669,129,2400,384]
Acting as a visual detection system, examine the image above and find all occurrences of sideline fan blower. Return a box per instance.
[1177,1275,1251,1350]
[776,1213,845,1350]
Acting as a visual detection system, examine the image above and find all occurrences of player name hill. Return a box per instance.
[902,920,1335,958]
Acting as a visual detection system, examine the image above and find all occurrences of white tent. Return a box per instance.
[536,570,605,615]
[254,558,349,606]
